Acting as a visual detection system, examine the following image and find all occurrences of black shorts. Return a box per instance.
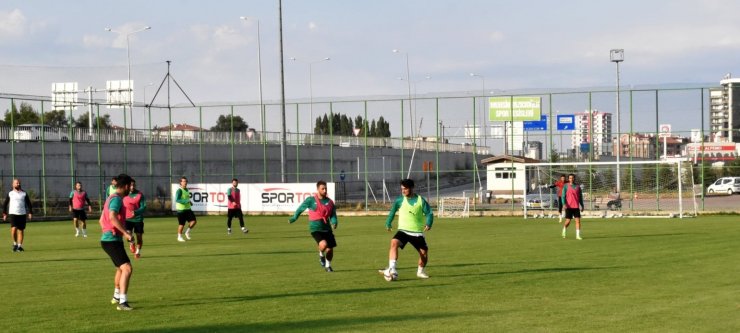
[393,231,428,251]
[564,208,581,219]
[125,221,145,234]
[9,215,27,230]
[72,209,87,220]
[227,209,244,219]
[101,241,130,267]
[177,210,196,225]
[311,231,337,248]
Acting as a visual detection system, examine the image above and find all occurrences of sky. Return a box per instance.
[0,0,739,150]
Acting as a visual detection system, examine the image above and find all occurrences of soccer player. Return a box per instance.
[100,174,135,310]
[379,179,434,280]
[288,180,338,272]
[549,174,567,222]
[3,178,33,252]
[226,178,248,235]
[123,179,146,259]
[69,181,93,237]
[561,173,585,240]
[174,176,197,242]
[105,177,118,197]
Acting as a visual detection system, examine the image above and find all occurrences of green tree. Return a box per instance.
[74,113,112,129]
[42,110,69,128]
[369,120,377,137]
[4,102,40,125]
[210,115,248,132]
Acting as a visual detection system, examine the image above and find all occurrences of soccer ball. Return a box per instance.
[383,269,398,282]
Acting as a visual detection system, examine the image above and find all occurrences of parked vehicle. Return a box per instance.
[13,124,68,141]
[706,177,740,195]
[523,188,559,210]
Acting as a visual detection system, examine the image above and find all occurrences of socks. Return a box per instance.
[114,288,120,298]
[319,251,325,258]
[389,260,397,270]
[325,259,331,268]
[417,266,425,274]
[576,229,581,238]
[119,294,127,304]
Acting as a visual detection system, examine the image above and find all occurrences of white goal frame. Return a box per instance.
[523,160,697,219]
[438,197,470,218]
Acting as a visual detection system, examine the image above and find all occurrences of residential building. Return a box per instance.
[571,110,612,157]
[709,77,740,142]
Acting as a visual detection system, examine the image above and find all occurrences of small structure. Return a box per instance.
[481,155,540,199]
[153,123,204,141]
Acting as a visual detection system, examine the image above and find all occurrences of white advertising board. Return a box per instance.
[171,182,336,213]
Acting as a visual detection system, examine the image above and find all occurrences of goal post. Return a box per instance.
[438,197,470,218]
[523,160,697,219]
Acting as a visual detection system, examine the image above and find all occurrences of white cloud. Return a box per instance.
[308,21,318,31]
[82,34,108,48]
[488,31,504,43]
[0,9,27,40]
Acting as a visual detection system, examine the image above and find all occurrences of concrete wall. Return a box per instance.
[0,141,487,202]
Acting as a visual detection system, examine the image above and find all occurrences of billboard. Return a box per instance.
[556,114,575,130]
[506,121,524,151]
[106,80,133,108]
[51,82,78,111]
[489,96,542,121]
[523,115,547,131]
[171,182,336,212]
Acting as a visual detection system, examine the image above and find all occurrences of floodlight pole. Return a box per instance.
[239,16,264,179]
[393,49,415,138]
[278,0,287,183]
[105,25,151,130]
[470,73,486,147]
[611,49,624,193]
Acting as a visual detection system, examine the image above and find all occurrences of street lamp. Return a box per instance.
[290,57,331,130]
[398,74,431,133]
[105,25,151,130]
[610,48,624,192]
[470,73,486,147]
[393,49,415,137]
[239,16,264,137]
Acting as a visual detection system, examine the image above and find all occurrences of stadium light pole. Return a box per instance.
[290,57,331,129]
[470,73,486,147]
[239,16,264,135]
[610,49,624,192]
[398,74,431,128]
[105,25,151,130]
[393,49,415,138]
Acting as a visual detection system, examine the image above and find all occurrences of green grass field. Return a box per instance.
[1,215,739,332]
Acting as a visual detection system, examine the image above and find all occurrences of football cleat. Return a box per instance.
[117,302,133,311]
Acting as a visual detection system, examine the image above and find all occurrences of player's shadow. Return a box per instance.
[440,265,619,278]
[587,233,689,239]
[118,311,478,333]
[155,283,446,308]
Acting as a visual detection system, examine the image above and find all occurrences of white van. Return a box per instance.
[13,124,69,142]
[706,177,740,195]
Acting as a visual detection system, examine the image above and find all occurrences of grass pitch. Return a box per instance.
[1,215,739,332]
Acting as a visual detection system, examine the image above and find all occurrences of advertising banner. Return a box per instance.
[556,114,575,130]
[489,96,542,121]
[523,115,547,131]
[171,183,336,212]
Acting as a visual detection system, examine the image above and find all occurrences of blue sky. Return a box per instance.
[0,0,738,147]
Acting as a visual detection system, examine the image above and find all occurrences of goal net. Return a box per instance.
[438,197,470,218]
[523,160,697,219]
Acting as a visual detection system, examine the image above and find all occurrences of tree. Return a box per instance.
[42,110,69,128]
[370,120,377,137]
[549,147,560,163]
[4,102,40,125]
[210,114,248,132]
[74,113,112,129]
